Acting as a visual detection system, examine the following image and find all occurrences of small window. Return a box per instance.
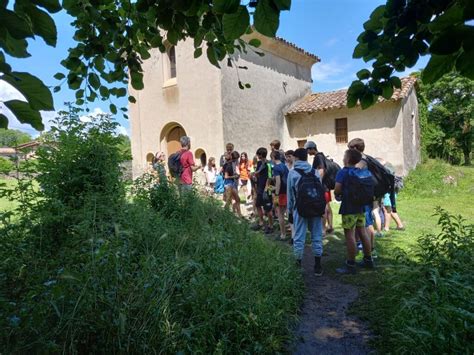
[297,139,307,148]
[168,46,177,78]
[335,118,348,143]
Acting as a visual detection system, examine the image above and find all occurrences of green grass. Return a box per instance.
[322,160,474,353]
[0,178,17,211]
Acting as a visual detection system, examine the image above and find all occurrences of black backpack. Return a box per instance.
[318,153,341,190]
[364,155,395,199]
[294,168,326,218]
[347,168,375,206]
[168,151,183,178]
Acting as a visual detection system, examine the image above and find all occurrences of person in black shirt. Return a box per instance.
[304,141,334,235]
[251,147,274,234]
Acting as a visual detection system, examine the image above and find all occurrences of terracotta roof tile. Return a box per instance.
[275,37,320,62]
[286,76,417,115]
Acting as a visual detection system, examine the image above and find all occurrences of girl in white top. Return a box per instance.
[203,157,218,188]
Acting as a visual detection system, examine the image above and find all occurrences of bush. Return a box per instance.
[0,108,302,353]
[371,208,474,353]
[0,157,14,175]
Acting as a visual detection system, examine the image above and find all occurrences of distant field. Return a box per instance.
[0,178,17,212]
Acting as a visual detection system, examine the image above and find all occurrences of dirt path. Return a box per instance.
[290,245,372,355]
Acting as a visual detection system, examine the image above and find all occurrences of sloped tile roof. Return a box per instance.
[275,37,320,62]
[286,76,417,115]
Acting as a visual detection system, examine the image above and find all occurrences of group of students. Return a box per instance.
[166,135,404,276]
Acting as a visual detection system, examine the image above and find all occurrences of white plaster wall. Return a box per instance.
[285,102,408,174]
[129,39,224,177]
[400,87,421,175]
[220,48,313,157]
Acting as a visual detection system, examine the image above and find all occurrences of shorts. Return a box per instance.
[342,214,366,229]
[278,194,287,206]
[324,191,332,203]
[256,193,273,212]
[364,205,374,227]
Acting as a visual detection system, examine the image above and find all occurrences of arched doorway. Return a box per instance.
[146,152,154,167]
[195,149,207,167]
[166,125,186,155]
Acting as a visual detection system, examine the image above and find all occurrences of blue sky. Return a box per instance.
[2,0,428,137]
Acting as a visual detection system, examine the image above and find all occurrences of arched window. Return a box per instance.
[168,46,177,78]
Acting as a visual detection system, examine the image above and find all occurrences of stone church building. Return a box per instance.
[129,32,420,178]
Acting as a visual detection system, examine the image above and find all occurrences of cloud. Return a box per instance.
[79,107,106,123]
[312,60,353,84]
[116,125,129,136]
[324,37,339,47]
[0,80,56,137]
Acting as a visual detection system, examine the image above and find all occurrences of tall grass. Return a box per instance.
[0,110,303,353]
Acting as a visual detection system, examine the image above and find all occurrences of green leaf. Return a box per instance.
[429,3,464,32]
[356,69,371,80]
[99,86,110,98]
[0,114,8,129]
[238,81,244,89]
[248,38,261,47]
[130,71,144,90]
[167,29,180,45]
[3,100,44,131]
[53,72,65,80]
[0,31,31,58]
[430,28,463,55]
[272,0,291,11]
[109,103,118,115]
[194,47,202,58]
[212,0,239,14]
[347,80,365,96]
[88,73,100,90]
[389,76,402,89]
[254,0,280,37]
[31,0,61,12]
[116,88,127,97]
[381,82,394,99]
[223,5,250,40]
[347,93,358,108]
[360,92,375,109]
[128,95,137,104]
[353,43,369,59]
[206,46,220,68]
[422,54,456,84]
[1,72,54,111]
[0,8,34,40]
[24,5,58,46]
[455,50,474,80]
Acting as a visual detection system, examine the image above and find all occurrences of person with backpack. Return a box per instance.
[334,149,374,274]
[271,150,289,241]
[348,138,396,238]
[251,147,274,234]
[287,148,326,276]
[168,136,201,192]
[223,152,242,216]
[304,141,339,235]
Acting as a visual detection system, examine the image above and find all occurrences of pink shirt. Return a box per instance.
[180,149,194,185]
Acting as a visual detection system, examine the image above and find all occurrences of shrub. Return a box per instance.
[371,208,474,353]
[0,109,303,353]
[0,157,14,175]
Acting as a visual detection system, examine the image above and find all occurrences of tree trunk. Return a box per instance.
[463,148,471,166]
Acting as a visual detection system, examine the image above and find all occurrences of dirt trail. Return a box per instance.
[290,245,372,355]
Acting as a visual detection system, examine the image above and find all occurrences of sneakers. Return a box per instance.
[357,256,375,269]
[357,241,363,250]
[314,256,323,276]
[336,261,356,275]
[371,249,378,259]
[375,232,384,238]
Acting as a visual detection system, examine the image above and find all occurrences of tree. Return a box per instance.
[420,72,473,165]
[1,0,473,131]
[0,128,32,147]
[116,134,132,160]
[348,0,473,109]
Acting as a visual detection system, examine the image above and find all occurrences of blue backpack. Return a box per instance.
[214,174,225,194]
[295,168,326,218]
[347,168,375,206]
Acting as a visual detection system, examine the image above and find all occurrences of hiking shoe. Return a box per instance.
[357,241,363,251]
[375,232,384,238]
[336,261,356,275]
[396,226,405,231]
[357,257,375,269]
[314,257,323,276]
